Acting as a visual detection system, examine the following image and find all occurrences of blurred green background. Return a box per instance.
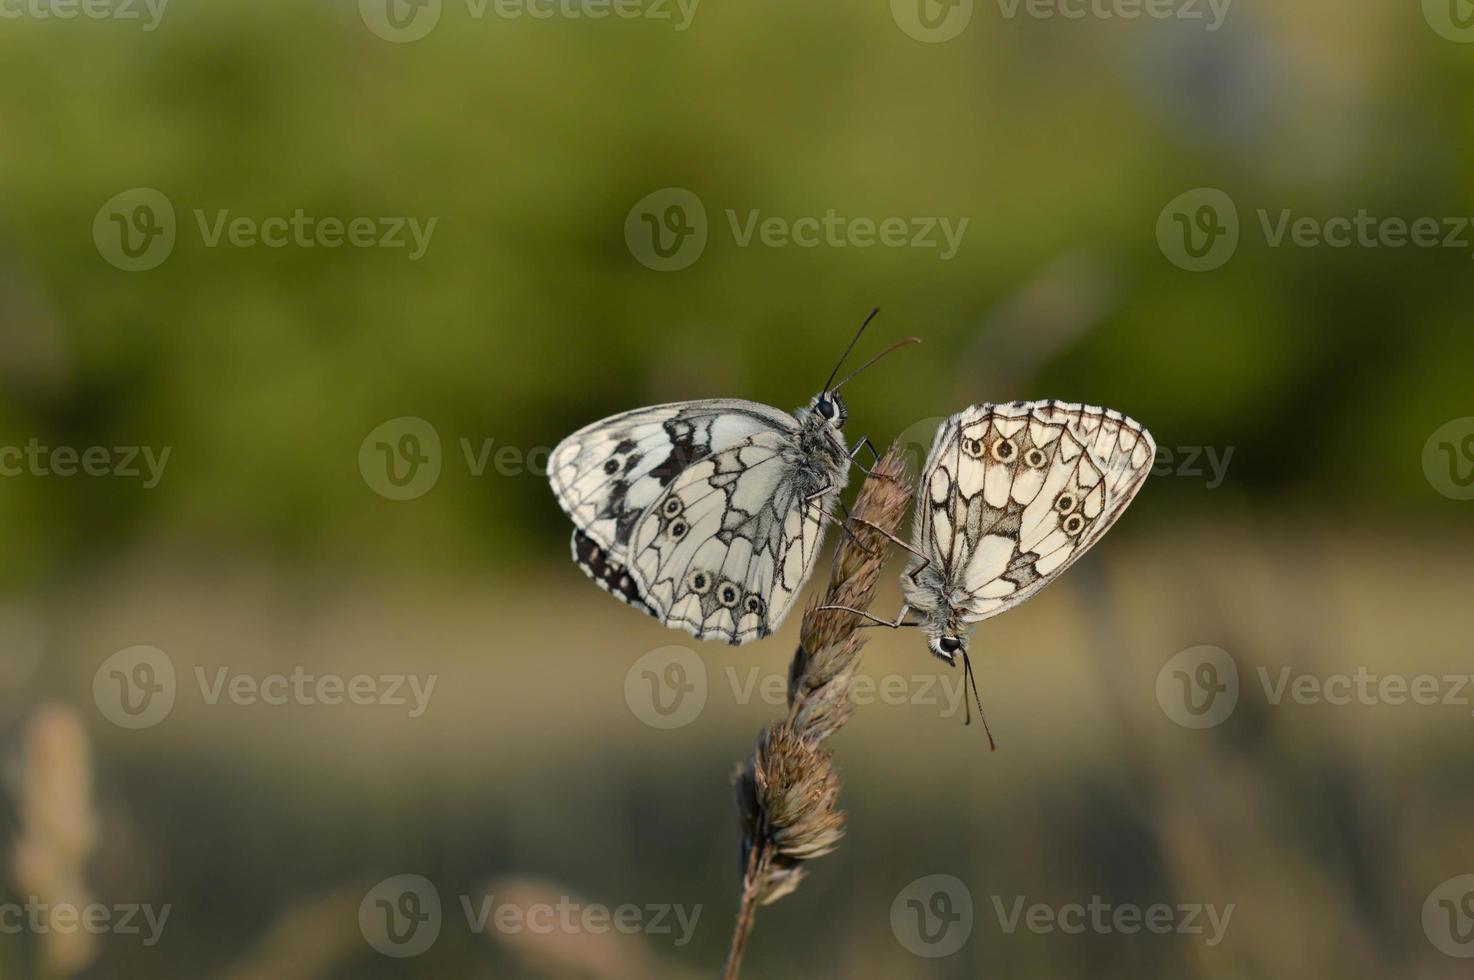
[1,1,1472,977]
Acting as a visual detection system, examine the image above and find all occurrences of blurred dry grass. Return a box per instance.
[0,516,1469,977]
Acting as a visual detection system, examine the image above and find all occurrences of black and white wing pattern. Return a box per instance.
[550,399,842,644]
[917,401,1154,622]
[627,430,826,645]
[551,400,798,553]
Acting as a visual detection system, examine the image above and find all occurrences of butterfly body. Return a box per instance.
[903,400,1155,665]
[550,392,852,645]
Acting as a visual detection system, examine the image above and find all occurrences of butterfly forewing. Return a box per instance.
[550,399,798,553]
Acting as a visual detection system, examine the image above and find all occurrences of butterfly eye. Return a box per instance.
[662,497,683,519]
[939,636,962,654]
[990,438,1018,463]
[1062,513,1086,536]
[1054,492,1079,515]
[816,398,834,419]
[961,437,984,459]
[743,594,765,617]
[668,519,688,540]
[717,581,741,608]
[1024,447,1048,469]
[686,569,712,594]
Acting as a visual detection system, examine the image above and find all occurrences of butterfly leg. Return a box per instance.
[802,481,879,557]
[831,500,881,559]
[846,436,882,476]
[845,516,932,583]
[817,601,916,629]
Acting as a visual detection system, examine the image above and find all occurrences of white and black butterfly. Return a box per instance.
[549,312,915,646]
[823,400,1153,743]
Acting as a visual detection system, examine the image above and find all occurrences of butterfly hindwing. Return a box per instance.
[570,528,654,616]
[920,401,1153,623]
[628,430,828,645]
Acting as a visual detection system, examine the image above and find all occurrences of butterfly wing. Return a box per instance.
[917,400,1153,622]
[627,430,831,645]
[550,399,799,556]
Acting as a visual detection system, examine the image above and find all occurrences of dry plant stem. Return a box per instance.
[720,817,771,980]
[721,445,912,980]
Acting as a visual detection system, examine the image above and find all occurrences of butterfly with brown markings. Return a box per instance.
[823,400,1154,746]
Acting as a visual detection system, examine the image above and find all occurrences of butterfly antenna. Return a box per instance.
[822,307,882,393]
[960,650,997,752]
[830,336,922,393]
